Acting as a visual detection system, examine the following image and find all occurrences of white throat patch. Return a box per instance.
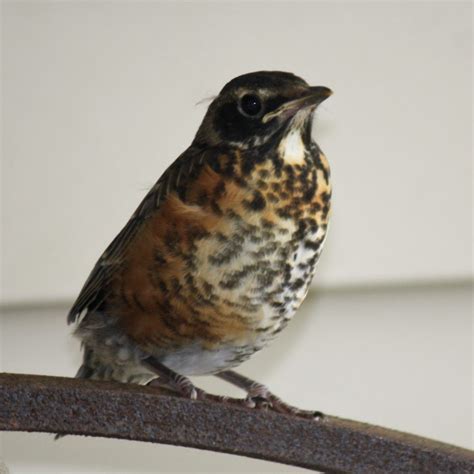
[279,129,306,165]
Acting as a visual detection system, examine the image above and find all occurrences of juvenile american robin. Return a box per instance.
[68,71,332,417]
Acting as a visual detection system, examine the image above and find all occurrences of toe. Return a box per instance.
[313,410,324,420]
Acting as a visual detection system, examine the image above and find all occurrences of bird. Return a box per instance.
[68,71,332,417]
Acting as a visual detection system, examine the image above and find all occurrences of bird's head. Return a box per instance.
[194,71,332,150]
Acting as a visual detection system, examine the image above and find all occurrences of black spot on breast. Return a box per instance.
[215,232,227,242]
[291,278,305,291]
[220,264,258,289]
[276,206,292,219]
[321,191,331,203]
[260,218,275,229]
[208,233,244,266]
[210,200,224,216]
[244,190,266,211]
[302,184,316,202]
[234,176,247,188]
[250,235,263,244]
[304,239,320,251]
[202,281,214,295]
[213,181,226,198]
[266,192,279,204]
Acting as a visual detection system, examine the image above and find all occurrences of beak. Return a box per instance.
[262,86,332,124]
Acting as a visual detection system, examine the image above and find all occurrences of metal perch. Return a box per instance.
[1,373,473,473]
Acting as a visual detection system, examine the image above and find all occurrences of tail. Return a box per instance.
[73,347,96,379]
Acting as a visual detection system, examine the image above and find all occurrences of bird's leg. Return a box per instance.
[143,356,203,400]
[143,356,234,405]
[216,370,323,419]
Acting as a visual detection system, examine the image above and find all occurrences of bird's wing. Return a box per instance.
[68,145,208,324]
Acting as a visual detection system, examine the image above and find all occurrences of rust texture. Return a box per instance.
[1,373,473,473]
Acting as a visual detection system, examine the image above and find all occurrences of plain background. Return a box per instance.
[1,1,472,473]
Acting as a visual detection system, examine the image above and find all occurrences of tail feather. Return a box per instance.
[74,347,95,379]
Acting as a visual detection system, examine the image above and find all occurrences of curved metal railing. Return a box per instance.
[1,373,473,473]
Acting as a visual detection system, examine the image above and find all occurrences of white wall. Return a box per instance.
[1,1,472,304]
[1,2,472,473]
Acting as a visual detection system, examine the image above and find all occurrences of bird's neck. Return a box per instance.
[277,128,308,166]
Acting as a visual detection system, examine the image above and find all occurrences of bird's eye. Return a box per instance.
[239,94,262,117]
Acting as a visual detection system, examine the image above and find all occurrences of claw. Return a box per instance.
[248,391,322,419]
[244,397,257,408]
[313,411,324,420]
[249,395,272,410]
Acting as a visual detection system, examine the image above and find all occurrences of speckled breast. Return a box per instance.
[183,141,331,360]
[108,140,331,376]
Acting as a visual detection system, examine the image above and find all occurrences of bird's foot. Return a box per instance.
[144,356,213,401]
[147,375,202,400]
[216,370,323,419]
[244,383,323,420]
[147,377,234,405]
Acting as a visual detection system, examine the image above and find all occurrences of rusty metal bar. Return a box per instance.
[1,373,473,473]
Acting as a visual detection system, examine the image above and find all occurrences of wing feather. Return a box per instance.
[68,146,206,324]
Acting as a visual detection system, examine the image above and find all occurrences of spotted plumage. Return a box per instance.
[69,71,332,417]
